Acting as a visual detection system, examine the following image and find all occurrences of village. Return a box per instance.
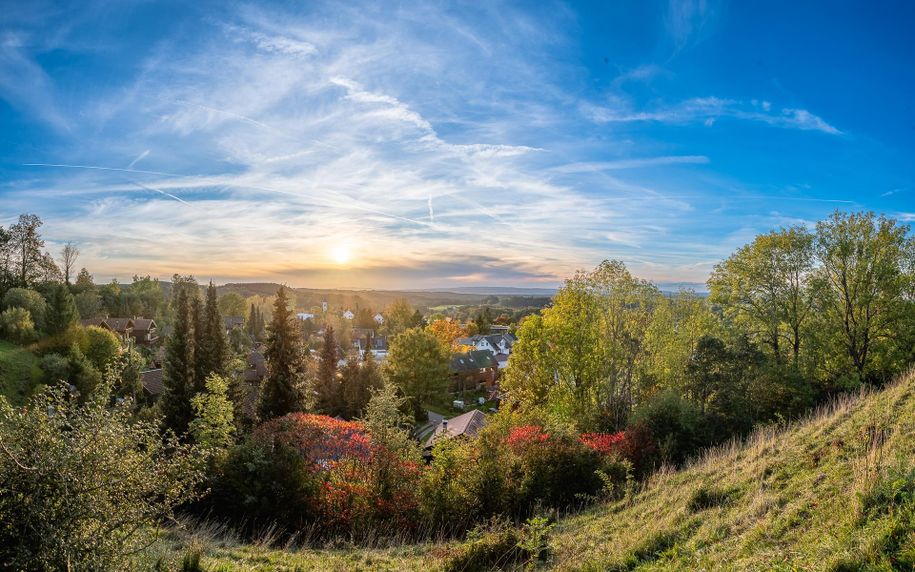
[83,301,516,451]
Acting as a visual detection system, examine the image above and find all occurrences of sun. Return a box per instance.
[331,245,351,265]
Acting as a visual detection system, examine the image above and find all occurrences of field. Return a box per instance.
[154,370,915,570]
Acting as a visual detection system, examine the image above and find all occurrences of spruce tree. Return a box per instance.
[258,287,306,420]
[190,296,205,394]
[315,326,341,415]
[194,282,227,384]
[44,282,78,335]
[162,287,195,435]
[246,304,257,338]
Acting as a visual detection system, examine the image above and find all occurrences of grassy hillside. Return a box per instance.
[0,341,41,405]
[158,370,915,570]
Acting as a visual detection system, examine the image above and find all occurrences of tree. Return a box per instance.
[189,373,236,452]
[382,328,451,421]
[0,381,204,570]
[426,318,468,349]
[8,214,57,288]
[81,325,121,372]
[709,226,816,366]
[218,292,246,318]
[162,287,196,435]
[314,326,341,415]
[258,287,307,420]
[340,347,383,419]
[59,242,79,285]
[129,275,164,319]
[474,306,494,334]
[73,267,94,293]
[194,282,227,385]
[0,307,36,344]
[44,282,78,336]
[384,298,420,337]
[814,211,914,380]
[1,288,47,334]
[74,290,102,319]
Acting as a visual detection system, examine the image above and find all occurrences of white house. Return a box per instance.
[342,309,355,320]
[373,312,384,324]
[464,334,515,356]
[296,312,315,321]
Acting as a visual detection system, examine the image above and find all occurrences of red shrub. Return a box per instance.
[579,431,626,455]
[506,425,550,451]
[253,413,371,471]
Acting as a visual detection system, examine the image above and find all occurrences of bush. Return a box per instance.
[211,412,422,540]
[0,382,205,570]
[1,288,47,333]
[82,325,122,371]
[39,352,71,384]
[0,307,37,344]
[629,390,702,469]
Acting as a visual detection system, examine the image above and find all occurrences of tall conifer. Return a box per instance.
[258,287,306,420]
[162,287,195,435]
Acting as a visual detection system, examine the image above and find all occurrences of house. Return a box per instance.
[140,368,164,397]
[356,336,389,360]
[494,354,510,370]
[457,334,515,356]
[224,316,245,332]
[450,349,499,391]
[296,312,315,321]
[489,324,510,335]
[80,317,159,345]
[373,312,384,324]
[342,309,355,320]
[424,409,487,449]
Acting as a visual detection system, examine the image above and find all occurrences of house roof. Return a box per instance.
[425,409,487,448]
[132,318,156,332]
[244,348,267,383]
[450,350,497,373]
[140,369,164,396]
[224,316,245,329]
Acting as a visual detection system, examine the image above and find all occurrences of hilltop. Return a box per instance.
[156,371,915,570]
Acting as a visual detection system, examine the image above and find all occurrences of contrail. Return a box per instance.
[428,194,435,223]
[23,163,183,177]
[126,149,150,169]
[131,180,189,204]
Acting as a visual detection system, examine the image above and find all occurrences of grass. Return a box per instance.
[0,341,42,405]
[156,369,915,570]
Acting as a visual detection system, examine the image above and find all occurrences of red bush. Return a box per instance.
[253,413,371,471]
[506,425,550,451]
[579,431,626,455]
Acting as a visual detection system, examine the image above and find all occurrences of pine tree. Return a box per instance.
[258,287,306,420]
[162,287,195,435]
[194,282,227,385]
[341,342,383,419]
[246,304,257,338]
[190,296,205,394]
[315,326,341,415]
[44,282,78,335]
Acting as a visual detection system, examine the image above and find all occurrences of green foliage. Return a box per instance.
[340,348,384,419]
[383,328,451,421]
[2,287,47,333]
[73,289,102,319]
[688,484,740,512]
[0,341,42,404]
[0,306,37,344]
[0,381,205,570]
[189,373,236,452]
[217,292,247,318]
[194,282,228,383]
[314,326,341,414]
[163,285,196,435]
[258,287,307,420]
[44,282,79,336]
[630,390,702,468]
[383,298,422,337]
[82,325,121,371]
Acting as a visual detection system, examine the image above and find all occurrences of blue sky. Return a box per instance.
[1,0,913,289]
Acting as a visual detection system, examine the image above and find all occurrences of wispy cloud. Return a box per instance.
[583,96,841,134]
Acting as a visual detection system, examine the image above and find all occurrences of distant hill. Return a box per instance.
[213,283,547,312]
[166,370,915,570]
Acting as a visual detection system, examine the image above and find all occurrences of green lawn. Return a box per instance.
[0,341,42,405]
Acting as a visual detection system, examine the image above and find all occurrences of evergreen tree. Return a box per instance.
[162,287,195,435]
[315,326,341,415]
[191,297,205,394]
[246,304,257,338]
[341,343,383,419]
[258,287,306,420]
[44,282,78,336]
[194,282,227,384]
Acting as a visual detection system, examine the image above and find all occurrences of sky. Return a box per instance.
[1,1,913,290]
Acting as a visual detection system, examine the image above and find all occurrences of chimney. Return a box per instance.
[441,419,448,435]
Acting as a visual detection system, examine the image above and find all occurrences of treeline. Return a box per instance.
[503,211,915,467]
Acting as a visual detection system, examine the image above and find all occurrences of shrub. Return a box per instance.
[442,518,527,572]
[39,352,71,384]
[0,306,37,344]
[0,382,205,570]
[82,325,122,371]
[1,288,47,333]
